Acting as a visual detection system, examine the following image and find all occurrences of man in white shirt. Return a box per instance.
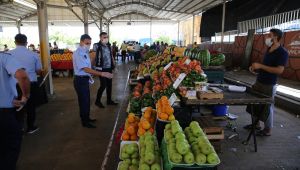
[9,34,42,134]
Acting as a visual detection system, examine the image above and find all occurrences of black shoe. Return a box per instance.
[107,101,118,105]
[95,102,105,108]
[243,124,261,130]
[82,122,96,128]
[27,126,40,134]
[88,118,97,122]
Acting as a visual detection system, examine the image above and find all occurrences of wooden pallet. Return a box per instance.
[193,116,225,140]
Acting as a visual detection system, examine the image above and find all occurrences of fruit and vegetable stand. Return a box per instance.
[113,46,273,170]
[50,52,73,70]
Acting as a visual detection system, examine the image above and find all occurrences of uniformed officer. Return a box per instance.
[0,52,31,170]
[9,33,42,134]
[73,34,113,128]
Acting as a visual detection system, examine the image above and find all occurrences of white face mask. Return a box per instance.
[102,38,109,44]
[265,38,273,47]
[83,45,90,52]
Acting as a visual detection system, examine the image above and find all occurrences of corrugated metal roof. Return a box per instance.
[0,0,223,24]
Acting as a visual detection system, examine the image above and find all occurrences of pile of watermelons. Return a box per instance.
[184,48,225,67]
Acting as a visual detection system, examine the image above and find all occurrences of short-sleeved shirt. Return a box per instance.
[73,46,91,76]
[121,43,127,51]
[133,44,141,52]
[102,45,111,69]
[9,46,42,82]
[0,52,23,108]
[257,46,288,85]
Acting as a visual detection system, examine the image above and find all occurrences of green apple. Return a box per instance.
[184,152,195,164]
[139,163,150,170]
[171,120,179,126]
[146,145,154,153]
[131,152,139,159]
[197,136,209,146]
[129,165,139,170]
[125,144,136,155]
[165,131,173,141]
[165,124,171,130]
[121,152,130,159]
[144,131,152,137]
[188,136,196,143]
[145,152,155,165]
[195,153,206,164]
[124,158,131,165]
[150,163,161,170]
[171,124,181,135]
[132,158,139,165]
[175,133,185,141]
[207,153,219,164]
[176,142,189,155]
[170,152,182,163]
[119,161,130,170]
[200,143,214,155]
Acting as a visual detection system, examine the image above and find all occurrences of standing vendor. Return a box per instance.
[73,34,113,128]
[246,28,288,136]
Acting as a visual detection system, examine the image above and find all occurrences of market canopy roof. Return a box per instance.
[0,0,224,24]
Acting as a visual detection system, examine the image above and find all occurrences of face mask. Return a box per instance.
[83,45,90,52]
[29,47,34,51]
[265,38,273,47]
[102,38,109,44]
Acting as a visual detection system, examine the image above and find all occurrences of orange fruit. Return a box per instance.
[165,107,174,115]
[128,114,136,123]
[149,117,155,125]
[161,96,168,101]
[138,122,142,128]
[159,112,169,120]
[144,112,151,119]
[122,132,130,140]
[127,125,136,135]
[130,134,138,140]
[138,128,146,136]
[142,120,151,130]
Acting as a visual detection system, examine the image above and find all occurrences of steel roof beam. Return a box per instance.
[172,0,193,12]
[181,0,206,13]
[0,13,18,20]
[104,1,194,15]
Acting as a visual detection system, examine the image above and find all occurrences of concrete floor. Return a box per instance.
[17,61,300,170]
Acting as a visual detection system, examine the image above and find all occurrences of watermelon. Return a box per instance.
[210,53,225,66]
[196,49,210,67]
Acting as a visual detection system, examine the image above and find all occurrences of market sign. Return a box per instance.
[287,33,300,57]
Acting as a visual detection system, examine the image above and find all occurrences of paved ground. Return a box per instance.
[17,61,300,170]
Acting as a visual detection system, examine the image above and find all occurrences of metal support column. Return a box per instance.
[220,0,226,51]
[150,18,152,44]
[192,15,195,44]
[37,0,53,95]
[83,2,88,34]
[107,22,110,41]
[177,21,180,46]
[100,17,103,32]
[16,20,21,33]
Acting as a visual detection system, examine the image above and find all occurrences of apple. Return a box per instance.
[125,144,136,155]
[146,145,154,153]
[165,131,173,141]
[197,136,209,146]
[131,152,139,159]
[207,153,219,164]
[121,152,130,159]
[119,161,129,170]
[200,143,214,155]
[175,133,185,141]
[124,158,131,165]
[150,163,161,170]
[171,124,181,135]
[132,158,139,165]
[145,152,155,165]
[188,136,196,143]
[183,152,195,164]
[139,163,150,170]
[176,142,189,155]
[165,124,171,130]
[129,165,138,170]
[170,152,182,163]
[195,153,206,164]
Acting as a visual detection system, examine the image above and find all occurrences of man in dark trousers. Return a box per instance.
[9,34,42,134]
[245,28,288,136]
[0,52,31,170]
[94,32,118,108]
[73,34,113,128]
